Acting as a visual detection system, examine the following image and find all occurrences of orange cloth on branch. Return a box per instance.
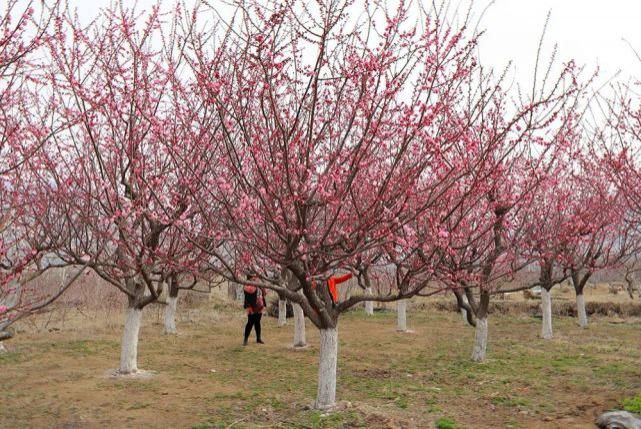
[311,273,353,303]
[326,273,352,303]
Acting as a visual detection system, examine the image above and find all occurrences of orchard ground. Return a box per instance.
[1,285,641,429]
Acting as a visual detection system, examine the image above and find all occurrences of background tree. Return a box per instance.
[555,153,632,328]
[384,49,583,360]
[39,4,207,373]
[0,0,68,350]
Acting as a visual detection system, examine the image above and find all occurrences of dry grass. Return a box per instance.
[1,293,641,428]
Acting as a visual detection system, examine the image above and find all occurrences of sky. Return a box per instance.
[478,0,641,87]
[65,0,641,87]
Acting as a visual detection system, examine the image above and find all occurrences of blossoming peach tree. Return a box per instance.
[181,0,488,409]
[0,0,72,348]
[36,4,211,373]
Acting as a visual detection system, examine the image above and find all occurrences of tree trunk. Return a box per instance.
[278,299,287,327]
[471,317,488,362]
[0,342,6,353]
[541,288,553,339]
[227,282,239,300]
[396,299,408,332]
[315,327,338,410]
[293,302,306,347]
[576,293,588,328]
[364,287,374,315]
[460,294,469,323]
[469,289,490,362]
[163,296,178,335]
[120,305,143,374]
[571,270,591,329]
[163,276,179,335]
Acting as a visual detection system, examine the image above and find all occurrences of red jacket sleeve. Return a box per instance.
[327,278,338,303]
[333,273,353,285]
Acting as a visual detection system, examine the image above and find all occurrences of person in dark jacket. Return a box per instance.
[243,274,267,346]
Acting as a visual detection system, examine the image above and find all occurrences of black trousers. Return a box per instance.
[244,313,262,341]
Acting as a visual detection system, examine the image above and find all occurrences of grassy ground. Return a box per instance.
[1,298,640,428]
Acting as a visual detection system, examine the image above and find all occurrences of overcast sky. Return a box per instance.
[67,0,641,87]
[479,0,641,87]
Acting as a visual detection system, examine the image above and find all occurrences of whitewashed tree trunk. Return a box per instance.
[471,317,488,362]
[315,327,338,410]
[0,342,6,353]
[396,299,408,332]
[163,296,177,335]
[119,306,143,374]
[364,287,374,315]
[541,288,553,339]
[293,303,306,347]
[278,299,287,327]
[576,293,588,328]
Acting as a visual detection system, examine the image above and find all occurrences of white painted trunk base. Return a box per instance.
[396,299,408,332]
[293,303,306,347]
[0,342,6,353]
[471,317,488,362]
[315,328,338,410]
[364,288,374,316]
[541,289,553,339]
[576,294,588,328]
[163,296,177,335]
[120,307,143,374]
[278,299,287,327]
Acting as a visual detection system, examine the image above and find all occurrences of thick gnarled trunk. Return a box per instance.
[315,327,338,410]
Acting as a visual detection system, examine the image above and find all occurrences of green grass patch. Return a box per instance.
[435,416,461,429]
[622,393,641,413]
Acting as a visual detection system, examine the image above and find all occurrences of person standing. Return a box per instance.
[243,275,266,346]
